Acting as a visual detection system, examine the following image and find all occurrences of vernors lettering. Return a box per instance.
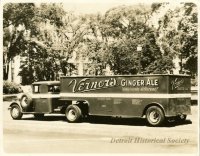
[171,78,184,90]
[68,78,159,93]
[68,78,117,93]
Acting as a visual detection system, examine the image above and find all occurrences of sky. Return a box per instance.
[63,3,126,14]
[61,0,153,15]
[2,0,187,15]
[60,0,184,15]
[26,0,150,15]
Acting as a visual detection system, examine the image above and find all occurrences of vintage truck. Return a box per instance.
[8,74,191,126]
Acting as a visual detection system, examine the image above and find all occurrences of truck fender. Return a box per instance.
[75,100,89,116]
[8,102,23,113]
[60,100,90,115]
[18,93,32,109]
[143,102,166,117]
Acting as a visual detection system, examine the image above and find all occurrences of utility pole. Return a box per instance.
[137,45,142,74]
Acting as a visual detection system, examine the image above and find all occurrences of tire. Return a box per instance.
[176,114,187,122]
[146,106,165,126]
[34,114,44,119]
[10,104,23,120]
[20,94,32,109]
[65,105,82,123]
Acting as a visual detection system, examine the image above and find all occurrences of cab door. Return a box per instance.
[32,84,52,113]
[33,98,52,113]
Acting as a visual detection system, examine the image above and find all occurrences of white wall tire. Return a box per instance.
[10,104,23,120]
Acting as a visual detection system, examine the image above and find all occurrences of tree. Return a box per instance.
[96,5,163,74]
[153,2,198,76]
[4,3,197,83]
[3,3,75,84]
[3,3,36,80]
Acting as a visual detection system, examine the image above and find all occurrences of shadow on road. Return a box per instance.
[85,116,192,127]
[21,115,192,127]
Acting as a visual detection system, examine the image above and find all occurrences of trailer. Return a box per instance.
[8,74,191,126]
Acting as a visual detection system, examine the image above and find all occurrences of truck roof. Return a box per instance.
[32,81,60,85]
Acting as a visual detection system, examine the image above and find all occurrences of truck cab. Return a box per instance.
[9,81,65,119]
[31,81,61,113]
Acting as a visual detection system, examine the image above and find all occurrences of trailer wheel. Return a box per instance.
[10,104,23,120]
[146,106,165,126]
[65,105,82,122]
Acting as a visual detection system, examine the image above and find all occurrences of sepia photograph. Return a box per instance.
[1,0,199,155]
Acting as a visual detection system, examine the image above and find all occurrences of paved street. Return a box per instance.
[3,102,198,154]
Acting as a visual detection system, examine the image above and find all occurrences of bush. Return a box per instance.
[21,85,32,94]
[3,81,23,94]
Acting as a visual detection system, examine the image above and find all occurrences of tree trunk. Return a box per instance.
[3,63,9,80]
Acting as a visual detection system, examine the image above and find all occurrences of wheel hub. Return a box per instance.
[149,111,160,123]
[12,108,19,118]
[179,114,185,119]
[68,110,76,121]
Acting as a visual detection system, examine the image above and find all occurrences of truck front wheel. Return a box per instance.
[10,104,23,120]
[65,105,82,122]
[146,106,165,126]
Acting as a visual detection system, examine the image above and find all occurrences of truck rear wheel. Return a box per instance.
[10,104,23,120]
[146,106,165,126]
[65,105,82,122]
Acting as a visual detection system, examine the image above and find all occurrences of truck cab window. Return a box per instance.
[54,86,60,92]
[33,85,39,93]
[48,85,60,93]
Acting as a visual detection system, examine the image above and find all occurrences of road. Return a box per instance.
[2,102,198,154]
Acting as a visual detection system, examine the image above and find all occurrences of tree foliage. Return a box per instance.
[3,3,75,84]
[3,3,35,29]
[155,2,197,76]
[3,3,36,80]
[3,3,198,84]
[96,5,164,74]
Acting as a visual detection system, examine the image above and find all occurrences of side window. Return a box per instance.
[54,85,60,92]
[33,85,40,93]
[48,86,54,92]
[48,85,60,93]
